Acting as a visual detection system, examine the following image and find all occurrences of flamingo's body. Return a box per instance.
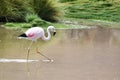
[25,27,44,41]
[18,26,56,41]
[18,26,56,62]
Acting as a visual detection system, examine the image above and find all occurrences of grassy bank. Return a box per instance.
[4,18,120,29]
[1,0,120,29]
[64,0,120,22]
[0,0,61,22]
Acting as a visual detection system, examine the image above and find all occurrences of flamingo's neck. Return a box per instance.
[42,28,51,41]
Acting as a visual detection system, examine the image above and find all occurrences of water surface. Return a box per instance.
[0,27,120,80]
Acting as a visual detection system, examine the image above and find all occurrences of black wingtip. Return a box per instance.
[18,33,27,37]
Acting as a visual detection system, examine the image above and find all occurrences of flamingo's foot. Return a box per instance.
[42,59,54,63]
[37,51,40,54]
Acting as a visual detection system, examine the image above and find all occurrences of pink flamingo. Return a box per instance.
[18,26,56,62]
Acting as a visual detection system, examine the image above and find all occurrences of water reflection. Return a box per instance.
[61,27,120,47]
[0,27,120,80]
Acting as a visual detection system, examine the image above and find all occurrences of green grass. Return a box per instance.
[3,0,120,29]
[0,0,62,22]
[0,0,31,22]
[5,18,120,29]
[31,0,62,22]
[25,14,39,23]
[59,0,77,3]
[63,0,120,22]
[5,21,52,29]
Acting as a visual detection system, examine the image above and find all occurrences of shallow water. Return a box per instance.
[0,27,120,80]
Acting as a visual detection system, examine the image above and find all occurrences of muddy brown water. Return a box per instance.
[0,27,120,80]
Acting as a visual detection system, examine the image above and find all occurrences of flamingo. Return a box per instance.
[18,26,56,62]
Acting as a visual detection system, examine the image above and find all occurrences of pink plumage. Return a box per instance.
[18,26,56,41]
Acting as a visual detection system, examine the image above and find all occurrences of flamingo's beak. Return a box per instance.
[53,31,56,36]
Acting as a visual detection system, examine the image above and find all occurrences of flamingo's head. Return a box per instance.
[48,26,56,36]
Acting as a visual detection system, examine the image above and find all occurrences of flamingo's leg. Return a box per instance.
[26,41,34,77]
[27,41,34,62]
[36,45,53,62]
